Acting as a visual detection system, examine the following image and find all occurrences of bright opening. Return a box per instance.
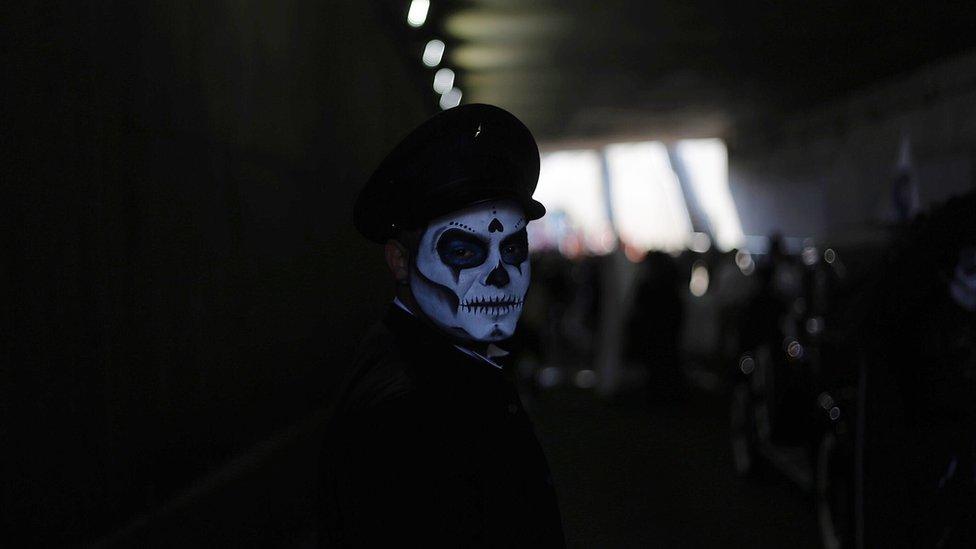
[673,139,744,251]
[533,138,740,257]
[605,141,693,253]
[533,150,614,255]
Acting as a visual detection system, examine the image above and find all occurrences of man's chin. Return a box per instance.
[467,330,513,344]
[448,325,513,343]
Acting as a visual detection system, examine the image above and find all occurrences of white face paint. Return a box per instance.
[410,200,531,342]
[949,246,976,312]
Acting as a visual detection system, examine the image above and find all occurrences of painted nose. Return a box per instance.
[485,261,510,288]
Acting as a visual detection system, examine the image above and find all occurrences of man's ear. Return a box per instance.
[384,239,411,283]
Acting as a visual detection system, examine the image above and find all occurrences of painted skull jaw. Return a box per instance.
[410,200,531,342]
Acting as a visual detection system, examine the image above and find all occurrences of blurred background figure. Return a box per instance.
[624,251,687,406]
[859,190,976,547]
[7,1,976,548]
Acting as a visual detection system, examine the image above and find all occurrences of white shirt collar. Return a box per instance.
[452,344,504,370]
[392,296,413,316]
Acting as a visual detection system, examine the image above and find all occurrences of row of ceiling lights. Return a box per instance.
[406,0,463,110]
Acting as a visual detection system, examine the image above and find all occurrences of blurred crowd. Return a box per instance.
[515,189,976,548]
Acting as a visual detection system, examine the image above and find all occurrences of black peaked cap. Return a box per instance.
[354,104,546,243]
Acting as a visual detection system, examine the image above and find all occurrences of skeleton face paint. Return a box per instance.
[410,200,531,342]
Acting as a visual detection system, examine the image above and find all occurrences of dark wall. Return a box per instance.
[5,2,432,544]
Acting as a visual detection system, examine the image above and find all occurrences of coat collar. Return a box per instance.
[384,301,507,372]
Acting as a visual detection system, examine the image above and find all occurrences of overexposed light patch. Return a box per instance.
[674,139,744,251]
[422,39,445,67]
[533,150,613,254]
[605,141,693,252]
[433,68,455,94]
[407,0,430,27]
[439,87,462,110]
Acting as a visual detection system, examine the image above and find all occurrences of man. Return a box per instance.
[318,104,565,547]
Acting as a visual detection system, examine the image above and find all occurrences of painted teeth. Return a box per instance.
[460,297,524,314]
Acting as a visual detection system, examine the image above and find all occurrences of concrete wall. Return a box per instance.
[5,2,432,544]
[729,50,976,241]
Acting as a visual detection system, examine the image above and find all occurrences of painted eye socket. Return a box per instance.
[437,229,488,269]
[500,229,528,265]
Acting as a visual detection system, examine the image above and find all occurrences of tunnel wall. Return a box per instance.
[729,50,976,241]
[5,2,432,544]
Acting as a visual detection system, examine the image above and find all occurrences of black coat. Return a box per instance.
[318,304,565,547]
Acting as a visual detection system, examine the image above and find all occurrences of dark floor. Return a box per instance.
[97,379,821,548]
[527,386,820,549]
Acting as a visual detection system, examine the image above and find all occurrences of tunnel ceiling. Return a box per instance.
[416,0,976,144]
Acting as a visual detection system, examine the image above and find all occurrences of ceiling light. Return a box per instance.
[422,39,445,67]
[439,87,462,110]
[407,0,429,28]
[433,68,454,94]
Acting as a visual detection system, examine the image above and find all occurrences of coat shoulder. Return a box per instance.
[335,319,416,417]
